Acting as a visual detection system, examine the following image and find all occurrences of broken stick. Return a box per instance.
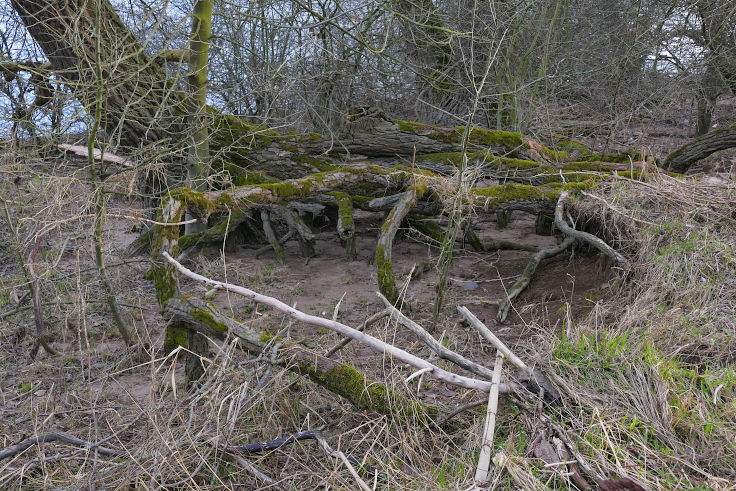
[474,351,505,484]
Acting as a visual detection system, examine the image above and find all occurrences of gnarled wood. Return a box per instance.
[665,123,736,173]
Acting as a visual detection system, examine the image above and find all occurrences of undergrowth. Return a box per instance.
[542,171,736,489]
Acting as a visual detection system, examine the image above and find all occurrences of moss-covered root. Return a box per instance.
[164,296,434,418]
[408,216,445,245]
[260,209,285,262]
[147,195,187,353]
[375,184,426,303]
[463,223,485,252]
[333,192,357,261]
[294,353,435,419]
[280,206,315,259]
[148,195,184,308]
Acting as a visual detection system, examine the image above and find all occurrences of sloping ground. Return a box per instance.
[538,172,736,489]
[0,144,734,488]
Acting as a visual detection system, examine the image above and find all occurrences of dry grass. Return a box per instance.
[2,144,736,489]
[539,170,736,489]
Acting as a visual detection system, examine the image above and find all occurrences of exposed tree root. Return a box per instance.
[375,185,425,303]
[259,208,284,262]
[555,190,628,267]
[496,236,576,323]
[333,192,357,261]
[0,433,122,462]
[255,230,293,258]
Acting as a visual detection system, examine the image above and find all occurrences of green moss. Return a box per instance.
[542,148,569,162]
[231,171,273,187]
[191,308,228,335]
[474,182,549,206]
[555,138,591,152]
[463,226,485,251]
[561,161,612,172]
[561,181,596,192]
[572,149,640,164]
[163,325,187,352]
[150,266,177,306]
[177,231,202,251]
[473,180,596,208]
[303,362,433,417]
[465,127,523,150]
[428,129,461,144]
[350,194,374,209]
[485,154,548,171]
[330,191,354,231]
[396,120,429,132]
[393,165,440,179]
[417,152,468,165]
[279,143,298,152]
[411,218,444,243]
[616,170,642,179]
[375,244,397,303]
[170,187,216,217]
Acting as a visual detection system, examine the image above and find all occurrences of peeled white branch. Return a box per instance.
[379,292,497,380]
[474,352,505,483]
[162,252,510,393]
[458,306,528,372]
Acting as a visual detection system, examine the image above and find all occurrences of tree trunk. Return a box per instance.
[185,0,214,238]
[665,123,736,173]
[11,0,185,148]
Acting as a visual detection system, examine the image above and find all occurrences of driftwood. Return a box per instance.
[474,351,505,483]
[164,295,423,415]
[379,293,497,381]
[459,306,560,403]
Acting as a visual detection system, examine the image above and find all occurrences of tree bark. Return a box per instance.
[665,123,736,173]
[11,0,186,148]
